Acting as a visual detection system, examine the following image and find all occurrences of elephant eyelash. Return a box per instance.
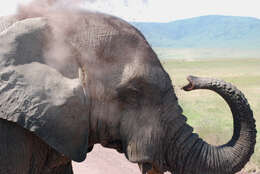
[116,87,142,106]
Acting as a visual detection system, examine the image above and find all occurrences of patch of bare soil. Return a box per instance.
[72,145,140,174]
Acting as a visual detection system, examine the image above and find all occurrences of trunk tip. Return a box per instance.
[182,75,198,91]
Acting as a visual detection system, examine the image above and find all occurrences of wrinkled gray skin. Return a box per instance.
[0,10,256,174]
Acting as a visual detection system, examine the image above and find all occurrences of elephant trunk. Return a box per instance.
[165,76,256,174]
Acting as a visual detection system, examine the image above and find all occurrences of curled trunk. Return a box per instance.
[166,76,256,174]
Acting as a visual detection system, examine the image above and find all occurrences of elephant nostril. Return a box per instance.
[182,83,194,91]
[182,78,195,91]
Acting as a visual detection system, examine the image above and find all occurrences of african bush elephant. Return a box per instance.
[0,9,256,174]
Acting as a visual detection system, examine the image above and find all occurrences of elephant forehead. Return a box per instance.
[120,59,171,92]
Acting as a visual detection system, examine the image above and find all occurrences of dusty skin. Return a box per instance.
[0,3,256,174]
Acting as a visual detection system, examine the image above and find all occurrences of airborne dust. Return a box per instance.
[15,0,94,77]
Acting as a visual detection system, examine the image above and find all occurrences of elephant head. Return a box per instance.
[0,10,256,174]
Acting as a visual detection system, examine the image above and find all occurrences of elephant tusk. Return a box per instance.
[78,66,88,104]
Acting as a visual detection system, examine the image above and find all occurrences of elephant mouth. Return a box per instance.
[100,138,166,173]
[101,139,124,153]
[102,140,165,173]
[124,143,166,174]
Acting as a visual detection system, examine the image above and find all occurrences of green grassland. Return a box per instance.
[160,58,260,169]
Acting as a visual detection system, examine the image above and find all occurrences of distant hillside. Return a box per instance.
[131,15,260,49]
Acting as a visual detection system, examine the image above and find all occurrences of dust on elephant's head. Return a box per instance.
[0,8,256,174]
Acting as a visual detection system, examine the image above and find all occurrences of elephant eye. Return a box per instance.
[116,87,142,106]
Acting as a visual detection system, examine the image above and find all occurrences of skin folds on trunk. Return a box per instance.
[166,76,256,174]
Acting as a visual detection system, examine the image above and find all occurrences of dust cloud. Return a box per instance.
[15,0,95,77]
[13,0,145,76]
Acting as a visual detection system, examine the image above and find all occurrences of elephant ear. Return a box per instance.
[0,17,90,162]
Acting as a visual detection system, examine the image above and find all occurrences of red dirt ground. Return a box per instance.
[72,144,140,174]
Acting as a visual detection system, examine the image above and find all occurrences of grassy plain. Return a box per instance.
[160,58,260,170]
